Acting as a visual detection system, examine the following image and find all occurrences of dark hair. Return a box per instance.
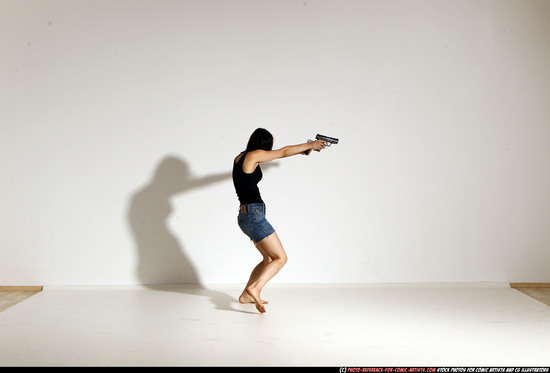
[246,128,273,151]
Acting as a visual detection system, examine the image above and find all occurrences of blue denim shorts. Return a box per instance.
[237,203,276,243]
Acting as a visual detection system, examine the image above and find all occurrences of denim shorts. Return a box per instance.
[237,203,276,243]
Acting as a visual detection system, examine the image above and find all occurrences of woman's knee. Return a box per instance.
[265,252,286,266]
[275,253,288,266]
[257,233,287,264]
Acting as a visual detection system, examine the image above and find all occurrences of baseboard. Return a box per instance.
[0,286,44,291]
[510,283,550,288]
[6,284,545,291]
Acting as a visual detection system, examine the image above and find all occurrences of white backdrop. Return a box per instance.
[2,0,549,285]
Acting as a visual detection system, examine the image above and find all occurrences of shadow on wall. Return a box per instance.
[127,155,247,312]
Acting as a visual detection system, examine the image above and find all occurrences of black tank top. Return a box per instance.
[232,151,263,205]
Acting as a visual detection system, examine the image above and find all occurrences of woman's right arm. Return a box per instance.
[248,139,327,164]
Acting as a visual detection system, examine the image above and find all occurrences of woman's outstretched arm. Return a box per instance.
[247,139,327,164]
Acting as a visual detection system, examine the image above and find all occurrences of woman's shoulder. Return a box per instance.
[234,151,246,164]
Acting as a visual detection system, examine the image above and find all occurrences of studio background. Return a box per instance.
[2,0,549,286]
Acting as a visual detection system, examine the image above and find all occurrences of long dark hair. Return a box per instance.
[246,128,273,152]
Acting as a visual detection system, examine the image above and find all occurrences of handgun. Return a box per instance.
[304,134,339,155]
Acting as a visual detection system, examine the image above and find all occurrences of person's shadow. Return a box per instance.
[127,155,255,313]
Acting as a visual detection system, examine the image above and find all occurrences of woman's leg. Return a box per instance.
[239,256,270,305]
[242,232,287,313]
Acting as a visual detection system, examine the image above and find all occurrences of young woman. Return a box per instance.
[232,128,327,313]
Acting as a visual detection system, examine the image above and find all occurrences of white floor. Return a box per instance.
[1,283,549,367]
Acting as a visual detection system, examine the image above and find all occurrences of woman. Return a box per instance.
[232,128,327,313]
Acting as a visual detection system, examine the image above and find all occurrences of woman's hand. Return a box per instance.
[304,139,327,156]
[310,139,327,151]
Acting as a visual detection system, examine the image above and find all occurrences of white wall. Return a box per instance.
[2,0,549,285]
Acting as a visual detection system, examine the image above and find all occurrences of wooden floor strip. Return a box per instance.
[510,283,550,307]
[0,286,43,291]
[0,290,42,313]
[510,283,550,288]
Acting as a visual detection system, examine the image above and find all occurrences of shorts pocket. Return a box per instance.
[253,212,264,224]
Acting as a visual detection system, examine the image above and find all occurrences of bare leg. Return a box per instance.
[241,232,287,313]
[239,260,270,304]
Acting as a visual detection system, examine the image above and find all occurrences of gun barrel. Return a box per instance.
[316,134,339,144]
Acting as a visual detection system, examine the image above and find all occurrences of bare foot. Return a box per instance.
[245,286,266,313]
[239,291,268,305]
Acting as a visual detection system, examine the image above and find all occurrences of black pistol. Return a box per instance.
[304,134,339,155]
